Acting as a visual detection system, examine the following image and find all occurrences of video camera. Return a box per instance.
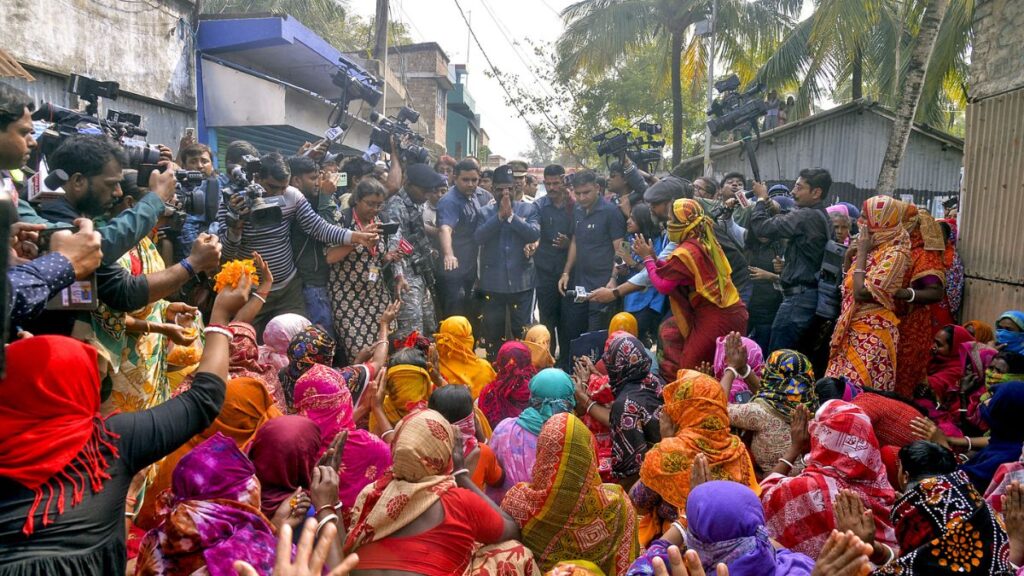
[224,155,284,228]
[328,60,384,131]
[592,122,665,174]
[369,106,430,164]
[706,74,768,181]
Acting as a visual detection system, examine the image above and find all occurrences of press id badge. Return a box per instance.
[366,265,380,283]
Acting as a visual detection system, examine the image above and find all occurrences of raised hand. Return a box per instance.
[790,404,812,456]
[833,490,876,545]
[811,530,873,576]
[235,518,359,576]
[690,453,711,488]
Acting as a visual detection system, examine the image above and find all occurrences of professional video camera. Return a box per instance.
[369,106,431,164]
[591,122,665,173]
[223,155,284,228]
[706,74,768,181]
[328,60,384,131]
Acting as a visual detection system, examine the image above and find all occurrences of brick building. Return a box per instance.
[388,42,453,153]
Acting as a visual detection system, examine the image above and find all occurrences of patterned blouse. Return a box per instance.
[728,401,792,476]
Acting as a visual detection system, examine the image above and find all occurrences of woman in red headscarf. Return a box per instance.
[0,282,248,575]
[634,198,748,374]
[915,324,975,438]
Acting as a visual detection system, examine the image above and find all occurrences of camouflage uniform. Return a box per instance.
[382,188,436,338]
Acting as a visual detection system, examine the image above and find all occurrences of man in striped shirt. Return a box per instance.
[218,152,378,336]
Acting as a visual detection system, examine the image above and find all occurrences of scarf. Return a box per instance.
[294,363,392,507]
[684,481,814,576]
[603,334,661,398]
[503,413,639,575]
[903,204,946,252]
[280,325,336,409]
[666,198,735,307]
[961,381,1024,492]
[136,377,282,530]
[435,316,496,398]
[761,401,897,559]
[379,364,434,426]
[345,409,456,552]
[0,336,121,536]
[996,311,1024,355]
[984,446,1024,515]
[523,324,555,370]
[136,434,277,576]
[965,320,995,344]
[247,415,323,517]
[639,371,759,519]
[754,350,818,422]
[926,325,974,400]
[608,312,638,336]
[478,341,536,425]
[875,471,1011,575]
[517,368,577,435]
[259,313,311,371]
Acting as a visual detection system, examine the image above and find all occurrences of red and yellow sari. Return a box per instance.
[826,196,911,391]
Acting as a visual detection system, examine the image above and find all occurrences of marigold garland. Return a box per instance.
[213,259,258,292]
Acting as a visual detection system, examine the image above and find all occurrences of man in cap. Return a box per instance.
[474,164,540,356]
[381,163,444,338]
[509,160,530,199]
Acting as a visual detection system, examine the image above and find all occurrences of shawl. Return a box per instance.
[435,316,497,398]
[875,470,1011,575]
[608,312,638,337]
[926,325,974,401]
[684,481,814,576]
[961,381,1024,492]
[181,322,280,402]
[517,368,577,435]
[136,377,282,530]
[761,401,897,559]
[345,409,457,552]
[984,445,1024,514]
[639,370,759,519]
[965,320,996,345]
[903,204,946,252]
[280,325,336,409]
[712,335,764,401]
[259,313,311,371]
[502,413,639,575]
[136,434,277,576]
[247,415,323,517]
[479,341,537,425]
[293,364,392,508]
[754,349,818,423]
[997,311,1024,355]
[379,364,434,426]
[523,325,556,370]
[0,336,121,536]
[606,335,664,479]
[665,200,740,336]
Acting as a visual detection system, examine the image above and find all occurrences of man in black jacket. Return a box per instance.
[748,167,833,352]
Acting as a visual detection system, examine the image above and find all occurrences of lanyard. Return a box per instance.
[352,210,377,257]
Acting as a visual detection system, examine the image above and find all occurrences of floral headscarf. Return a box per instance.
[666,198,732,300]
[280,325,336,409]
[260,314,311,371]
[755,350,818,422]
[478,341,537,425]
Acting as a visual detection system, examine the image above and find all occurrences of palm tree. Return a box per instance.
[876,0,951,194]
[556,0,801,166]
[756,0,971,128]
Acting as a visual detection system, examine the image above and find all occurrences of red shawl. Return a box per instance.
[477,341,536,425]
[0,336,120,535]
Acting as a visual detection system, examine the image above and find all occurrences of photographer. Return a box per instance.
[748,168,833,352]
[218,152,379,335]
[30,135,221,337]
[607,156,649,217]
[474,165,540,357]
[176,143,221,258]
[381,163,442,339]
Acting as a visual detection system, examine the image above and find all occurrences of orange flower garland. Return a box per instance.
[213,259,258,292]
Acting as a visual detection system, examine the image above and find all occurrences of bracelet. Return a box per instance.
[316,503,339,514]
[724,365,750,379]
[853,268,866,275]
[315,513,339,535]
[881,543,895,565]
[381,429,396,439]
[585,400,598,415]
[143,320,151,334]
[251,293,267,304]
[179,258,197,278]
[779,458,795,470]
[907,287,916,302]
[966,436,973,452]
[204,326,233,339]
[453,468,470,478]
[671,521,689,547]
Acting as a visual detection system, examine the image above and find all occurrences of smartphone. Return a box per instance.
[380,222,400,235]
[184,127,195,139]
[36,225,79,253]
[332,172,348,188]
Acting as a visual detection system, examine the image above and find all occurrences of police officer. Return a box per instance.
[382,163,444,339]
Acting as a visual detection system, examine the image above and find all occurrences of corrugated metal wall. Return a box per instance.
[695,109,962,208]
[959,88,1024,323]
[7,70,195,149]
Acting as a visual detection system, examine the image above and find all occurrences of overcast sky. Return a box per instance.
[349,0,576,159]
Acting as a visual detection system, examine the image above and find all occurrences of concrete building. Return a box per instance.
[1,0,197,147]
[388,42,453,155]
[958,0,1024,322]
[446,64,481,159]
[673,99,964,213]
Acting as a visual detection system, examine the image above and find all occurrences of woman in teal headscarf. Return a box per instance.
[997,311,1024,355]
[486,368,576,504]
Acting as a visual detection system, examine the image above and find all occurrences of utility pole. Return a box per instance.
[702,0,717,177]
[373,0,390,113]
[465,10,472,74]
